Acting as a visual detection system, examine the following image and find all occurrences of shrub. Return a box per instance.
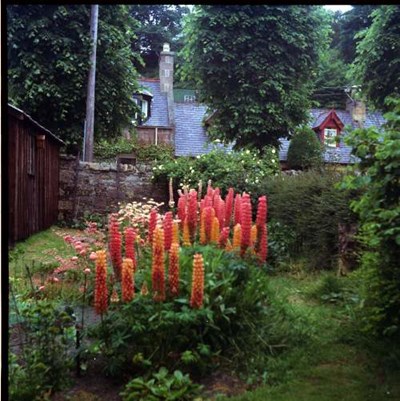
[286,125,323,170]
[340,97,400,338]
[259,169,358,269]
[152,146,280,199]
[120,367,202,401]
[94,137,173,162]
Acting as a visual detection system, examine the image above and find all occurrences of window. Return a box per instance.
[133,95,151,125]
[324,128,337,147]
[141,99,148,120]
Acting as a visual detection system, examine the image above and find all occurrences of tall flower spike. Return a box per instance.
[190,253,205,309]
[234,194,242,226]
[224,188,234,227]
[187,190,198,242]
[219,227,230,248]
[168,177,175,209]
[172,221,180,245]
[217,198,225,228]
[124,227,137,271]
[258,224,268,264]
[177,195,187,229]
[240,193,252,257]
[121,258,135,302]
[210,217,220,244]
[94,250,108,315]
[183,218,191,246]
[152,226,165,302]
[109,214,122,280]
[163,211,173,251]
[251,225,258,248]
[256,196,268,252]
[199,210,207,245]
[232,224,242,249]
[169,243,180,297]
[148,208,158,244]
[204,206,216,243]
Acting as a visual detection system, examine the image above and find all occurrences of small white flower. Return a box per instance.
[245,149,250,154]
[272,148,276,154]
[196,155,200,159]
[245,178,248,183]
[271,159,276,163]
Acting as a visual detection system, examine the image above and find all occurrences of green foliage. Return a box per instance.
[120,367,202,401]
[130,5,190,79]
[260,169,358,269]
[94,137,174,162]
[340,97,400,338]
[9,300,76,400]
[352,6,400,110]
[88,245,308,380]
[286,126,323,170]
[152,147,279,197]
[7,5,141,149]
[180,5,330,149]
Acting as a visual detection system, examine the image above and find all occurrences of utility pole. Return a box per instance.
[83,5,99,162]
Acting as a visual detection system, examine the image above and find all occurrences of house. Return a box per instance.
[8,104,65,244]
[134,44,386,164]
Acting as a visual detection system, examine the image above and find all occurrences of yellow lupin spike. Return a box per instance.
[172,221,180,245]
[199,210,207,245]
[210,217,220,243]
[251,224,258,247]
[232,224,242,249]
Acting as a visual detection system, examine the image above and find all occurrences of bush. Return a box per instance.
[340,97,400,339]
[287,125,323,170]
[259,169,358,269]
[152,146,280,199]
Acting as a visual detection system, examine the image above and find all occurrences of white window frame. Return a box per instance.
[324,128,337,148]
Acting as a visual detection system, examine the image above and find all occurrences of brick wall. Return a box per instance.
[58,154,168,223]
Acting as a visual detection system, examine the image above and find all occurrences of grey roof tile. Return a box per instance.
[137,80,169,127]
[174,103,232,156]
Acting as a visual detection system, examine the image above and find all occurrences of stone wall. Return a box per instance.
[58,154,168,223]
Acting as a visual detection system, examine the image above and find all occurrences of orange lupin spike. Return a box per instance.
[121,258,135,303]
[199,210,207,245]
[94,250,108,315]
[251,225,258,247]
[232,224,242,249]
[172,221,180,245]
[169,243,180,297]
[151,226,166,302]
[225,239,233,252]
[190,253,205,309]
[183,218,191,246]
[210,217,220,243]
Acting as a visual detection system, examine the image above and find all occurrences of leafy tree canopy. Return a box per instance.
[352,6,400,111]
[7,5,141,150]
[130,5,189,78]
[180,5,330,150]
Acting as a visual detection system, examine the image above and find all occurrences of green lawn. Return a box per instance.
[223,274,400,401]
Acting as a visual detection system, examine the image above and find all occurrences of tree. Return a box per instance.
[7,5,141,150]
[286,126,322,170]
[130,5,189,78]
[341,97,400,338]
[337,5,377,65]
[352,6,400,111]
[180,5,330,150]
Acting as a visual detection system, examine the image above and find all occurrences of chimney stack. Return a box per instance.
[159,43,174,94]
[345,85,366,127]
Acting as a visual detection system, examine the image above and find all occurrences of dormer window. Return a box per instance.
[324,128,337,147]
[133,92,152,125]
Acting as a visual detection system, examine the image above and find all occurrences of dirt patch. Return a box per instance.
[199,370,249,399]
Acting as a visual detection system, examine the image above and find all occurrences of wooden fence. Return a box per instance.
[8,104,64,244]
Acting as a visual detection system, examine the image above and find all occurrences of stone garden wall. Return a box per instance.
[58,154,168,223]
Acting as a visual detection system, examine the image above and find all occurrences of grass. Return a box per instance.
[8,228,400,401]
[223,272,400,401]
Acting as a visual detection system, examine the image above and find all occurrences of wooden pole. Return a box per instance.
[83,5,99,162]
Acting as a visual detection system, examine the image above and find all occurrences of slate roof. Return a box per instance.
[137,79,169,127]
[278,108,386,164]
[174,103,232,156]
